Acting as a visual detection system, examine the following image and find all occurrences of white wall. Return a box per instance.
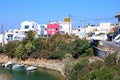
[37,24,47,35]
[59,22,72,34]
[0,34,3,44]
[21,21,38,32]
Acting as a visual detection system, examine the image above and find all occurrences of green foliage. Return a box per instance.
[69,59,89,80]
[118,57,120,68]
[4,33,93,60]
[65,53,120,80]
[63,53,74,80]
[86,47,94,56]
[89,60,105,70]
[105,52,117,67]
[4,40,19,58]
[25,30,36,41]
[69,39,91,58]
[84,67,120,80]
[0,45,4,54]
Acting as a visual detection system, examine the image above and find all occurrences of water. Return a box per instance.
[0,66,65,80]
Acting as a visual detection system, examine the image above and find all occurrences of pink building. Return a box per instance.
[47,23,60,35]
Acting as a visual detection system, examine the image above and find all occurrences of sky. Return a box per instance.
[0,0,120,31]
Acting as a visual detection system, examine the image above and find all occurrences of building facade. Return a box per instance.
[1,20,72,45]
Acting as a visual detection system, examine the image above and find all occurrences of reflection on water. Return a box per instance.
[0,74,12,80]
[0,65,65,80]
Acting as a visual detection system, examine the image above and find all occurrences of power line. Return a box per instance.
[70,15,116,21]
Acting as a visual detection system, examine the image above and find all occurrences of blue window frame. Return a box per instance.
[32,26,34,28]
[60,26,62,29]
[40,26,45,28]
[25,25,29,29]
[40,31,44,35]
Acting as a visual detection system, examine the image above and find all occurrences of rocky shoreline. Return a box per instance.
[0,55,66,78]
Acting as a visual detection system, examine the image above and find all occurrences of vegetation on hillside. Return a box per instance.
[0,30,93,60]
[64,52,120,80]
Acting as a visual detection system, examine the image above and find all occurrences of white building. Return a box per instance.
[20,21,38,34]
[0,34,3,45]
[72,22,116,40]
[4,29,25,44]
[37,24,47,37]
[59,22,72,34]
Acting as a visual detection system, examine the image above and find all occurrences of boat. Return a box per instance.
[12,64,24,69]
[4,61,12,68]
[26,66,37,71]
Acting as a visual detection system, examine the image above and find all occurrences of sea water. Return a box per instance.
[0,66,65,80]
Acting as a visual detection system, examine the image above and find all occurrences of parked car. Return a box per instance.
[112,34,120,44]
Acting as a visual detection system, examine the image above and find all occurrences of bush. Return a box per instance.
[69,39,91,58]
[63,53,74,80]
[69,59,89,80]
[0,45,4,54]
[85,47,94,56]
[84,67,120,80]
[4,40,19,58]
[105,52,117,67]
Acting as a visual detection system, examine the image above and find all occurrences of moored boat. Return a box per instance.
[4,61,12,68]
[26,66,37,71]
[12,64,24,69]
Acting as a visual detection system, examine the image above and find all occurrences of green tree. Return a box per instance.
[4,40,19,58]
[0,44,4,54]
[69,59,89,80]
[84,67,120,80]
[25,30,36,41]
[63,53,74,80]
[105,52,117,67]
[69,39,91,58]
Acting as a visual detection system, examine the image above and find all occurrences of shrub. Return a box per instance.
[84,67,120,80]
[105,52,117,67]
[4,40,19,58]
[0,45,4,54]
[69,39,91,58]
[69,59,89,80]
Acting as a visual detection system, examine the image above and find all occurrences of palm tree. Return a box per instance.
[25,30,36,41]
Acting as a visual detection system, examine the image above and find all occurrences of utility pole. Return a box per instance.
[1,24,5,46]
[83,20,87,39]
[2,24,4,34]
[68,14,71,34]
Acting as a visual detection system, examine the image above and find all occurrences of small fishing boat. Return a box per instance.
[12,64,24,69]
[26,66,37,71]
[4,61,12,68]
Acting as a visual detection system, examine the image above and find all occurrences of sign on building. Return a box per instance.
[64,18,70,22]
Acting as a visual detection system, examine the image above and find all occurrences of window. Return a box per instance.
[49,29,51,31]
[60,26,62,29]
[52,29,54,31]
[32,26,34,28]
[25,25,29,29]
[52,32,55,34]
[60,31,65,34]
[40,26,45,28]
[45,28,47,30]
[25,31,27,34]
[56,28,58,31]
